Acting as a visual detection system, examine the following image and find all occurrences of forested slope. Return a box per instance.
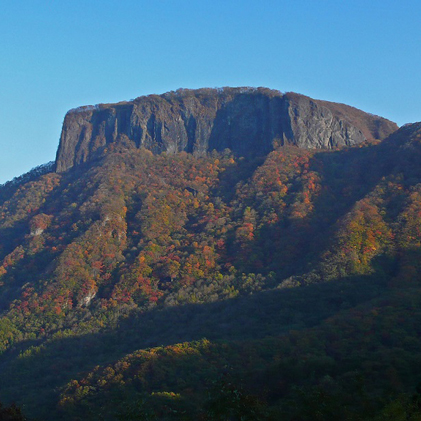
[1,122,421,419]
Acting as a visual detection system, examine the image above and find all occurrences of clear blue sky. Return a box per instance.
[1,0,420,183]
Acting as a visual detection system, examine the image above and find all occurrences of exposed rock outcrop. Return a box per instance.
[55,87,398,173]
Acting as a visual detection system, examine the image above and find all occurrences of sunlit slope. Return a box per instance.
[0,122,420,419]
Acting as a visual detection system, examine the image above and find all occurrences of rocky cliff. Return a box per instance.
[55,87,398,172]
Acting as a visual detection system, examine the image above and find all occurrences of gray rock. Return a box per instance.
[55,87,398,173]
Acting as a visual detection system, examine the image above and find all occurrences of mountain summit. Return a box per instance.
[55,87,397,172]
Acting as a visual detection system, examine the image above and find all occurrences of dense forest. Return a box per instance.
[1,121,421,420]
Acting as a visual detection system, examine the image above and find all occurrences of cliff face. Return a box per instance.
[55,87,398,172]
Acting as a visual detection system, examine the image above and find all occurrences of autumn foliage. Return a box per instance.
[1,123,421,419]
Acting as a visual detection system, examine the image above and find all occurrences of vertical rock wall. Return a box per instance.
[55,87,398,173]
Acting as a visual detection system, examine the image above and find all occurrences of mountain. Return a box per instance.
[1,90,421,420]
[55,87,397,172]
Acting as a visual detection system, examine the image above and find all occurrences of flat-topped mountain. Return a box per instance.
[5,88,421,420]
[55,87,398,172]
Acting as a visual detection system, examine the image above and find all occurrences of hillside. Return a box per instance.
[1,93,421,419]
